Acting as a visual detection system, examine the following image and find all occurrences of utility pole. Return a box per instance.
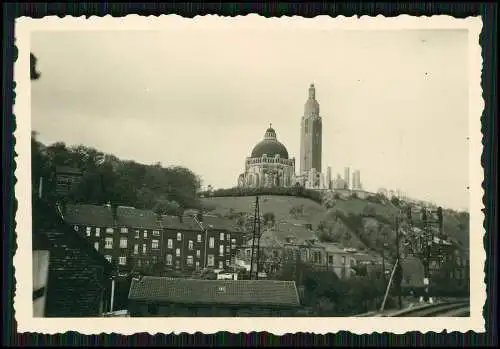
[421,208,431,303]
[249,196,261,280]
[395,215,403,309]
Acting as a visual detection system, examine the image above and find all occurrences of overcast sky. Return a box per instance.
[31,20,470,211]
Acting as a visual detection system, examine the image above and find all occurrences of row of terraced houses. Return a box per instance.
[59,203,246,275]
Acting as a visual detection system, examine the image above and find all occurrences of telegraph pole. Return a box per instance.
[421,208,431,303]
[395,214,403,309]
[249,196,261,280]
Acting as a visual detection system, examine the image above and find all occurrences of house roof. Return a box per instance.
[65,204,115,227]
[128,277,300,307]
[32,198,113,274]
[63,204,243,232]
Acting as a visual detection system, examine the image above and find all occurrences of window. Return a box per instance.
[209,237,215,248]
[342,256,346,265]
[152,256,157,264]
[313,251,321,263]
[120,227,128,234]
[195,261,200,269]
[94,242,99,251]
[143,231,148,239]
[188,240,194,250]
[95,228,100,237]
[197,234,202,243]
[74,225,79,231]
[226,245,230,253]
[196,250,201,258]
[226,233,231,240]
[167,239,173,249]
[166,254,173,265]
[231,238,236,244]
[142,244,147,254]
[152,239,159,249]
[153,230,160,236]
[218,261,223,269]
[220,233,224,241]
[106,227,114,234]
[226,259,230,266]
[104,255,112,263]
[118,256,127,265]
[207,255,215,267]
[137,259,142,267]
[177,232,182,241]
[187,256,193,265]
[176,248,180,257]
[219,245,224,256]
[135,230,140,239]
[105,237,113,249]
[86,226,92,236]
[120,238,127,249]
[134,244,139,254]
[328,256,333,264]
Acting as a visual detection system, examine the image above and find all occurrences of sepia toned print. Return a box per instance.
[15,15,484,334]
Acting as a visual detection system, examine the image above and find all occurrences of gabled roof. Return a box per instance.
[128,277,300,307]
[32,198,113,274]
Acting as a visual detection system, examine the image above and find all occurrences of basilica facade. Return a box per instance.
[237,126,296,189]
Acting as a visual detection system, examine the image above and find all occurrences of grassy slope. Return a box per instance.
[202,195,327,224]
[202,195,469,248]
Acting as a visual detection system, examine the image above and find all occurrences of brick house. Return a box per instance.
[62,204,245,275]
[32,198,113,317]
[128,276,301,316]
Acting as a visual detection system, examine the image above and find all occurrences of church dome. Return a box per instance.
[251,125,289,159]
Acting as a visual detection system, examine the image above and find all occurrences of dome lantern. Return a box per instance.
[251,124,289,159]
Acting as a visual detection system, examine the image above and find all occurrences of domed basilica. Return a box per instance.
[237,125,296,188]
[237,83,327,190]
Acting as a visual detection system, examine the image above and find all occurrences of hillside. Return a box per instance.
[202,193,469,252]
[202,195,327,226]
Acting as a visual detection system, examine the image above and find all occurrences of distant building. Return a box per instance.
[54,166,83,197]
[128,277,301,316]
[352,170,362,190]
[332,174,347,190]
[32,198,113,317]
[62,204,245,275]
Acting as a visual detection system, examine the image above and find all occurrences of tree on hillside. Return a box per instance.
[31,138,202,209]
[322,191,337,209]
[153,197,183,217]
[263,212,276,226]
[390,196,400,206]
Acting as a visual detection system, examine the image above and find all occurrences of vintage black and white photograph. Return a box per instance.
[15,15,484,334]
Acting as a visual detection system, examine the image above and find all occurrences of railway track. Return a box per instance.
[389,301,470,317]
[355,299,470,317]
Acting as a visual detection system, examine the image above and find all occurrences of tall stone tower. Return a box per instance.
[300,83,322,175]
